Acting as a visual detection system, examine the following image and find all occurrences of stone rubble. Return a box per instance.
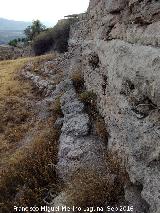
[56,80,107,181]
[22,70,55,96]
[21,0,160,211]
[22,66,112,210]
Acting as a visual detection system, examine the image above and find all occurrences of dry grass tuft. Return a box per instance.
[0,58,32,98]
[103,151,130,204]
[29,53,58,71]
[64,170,112,208]
[79,91,97,107]
[62,153,129,208]
[30,53,59,65]
[71,71,84,93]
[63,166,127,209]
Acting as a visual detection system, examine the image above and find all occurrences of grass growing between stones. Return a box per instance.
[64,170,114,208]
[79,90,109,142]
[71,71,109,142]
[71,71,85,93]
[95,116,109,141]
[63,163,129,209]
[69,70,129,207]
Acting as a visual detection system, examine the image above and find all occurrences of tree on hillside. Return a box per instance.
[32,17,77,56]
[8,37,28,47]
[24,20,46,41]
[8,39,18,47]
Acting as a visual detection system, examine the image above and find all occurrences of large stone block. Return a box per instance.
[105,0,127,13]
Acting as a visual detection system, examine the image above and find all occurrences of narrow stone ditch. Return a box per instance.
[44,76,127,210]
[56,80,108,180]
[21,65,122,210]
[20,59,151,212]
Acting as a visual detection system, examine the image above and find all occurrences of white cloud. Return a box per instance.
[0,0,89,25]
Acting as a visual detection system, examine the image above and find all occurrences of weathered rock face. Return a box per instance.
[68,0,160,212]
[105,0,127,13]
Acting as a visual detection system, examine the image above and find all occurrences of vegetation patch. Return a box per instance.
[49,96,63,117]
[63,163,128,209]
[79,91,97,107]
[0,56,62,212]
[71,71,85,93]
[64,170,113,208]
[71,71,108,141]
[33,18,78,56]
[70,70,129,206]
[1,122,60,212]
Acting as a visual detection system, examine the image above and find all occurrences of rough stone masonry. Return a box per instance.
[23,1,160,212]
[67,0,160,212]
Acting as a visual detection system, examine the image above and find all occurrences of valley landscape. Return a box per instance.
[0,18,30,44]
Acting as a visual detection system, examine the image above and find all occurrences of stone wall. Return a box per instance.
[0,45,33,61]
[68,0,160,212]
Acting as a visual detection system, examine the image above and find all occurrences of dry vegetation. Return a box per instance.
[71,71,85,92]
[0,58,34,167]
[63,154,129,209]
[71,71,109,142]
[64,170,113,208]
[0,55,62,212]
[0,58,129,211]
[1,120,60,212]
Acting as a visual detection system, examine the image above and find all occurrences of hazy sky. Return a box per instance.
[0,0,89,25]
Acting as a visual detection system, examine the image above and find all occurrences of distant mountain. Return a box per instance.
[0,30,25,44]
[0,18,31,31]
[0,18,52,44]
[0,18,31,43]
[0,40,5,45]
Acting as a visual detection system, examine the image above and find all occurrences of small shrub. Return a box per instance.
[8,38,27,47]
[8,39,18,47]
[71,71,84,92]
[64,169,114,208]
[79,91,97,106]
[33,18,77,56]
[32,30,53,55]
[63,166,128,208]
